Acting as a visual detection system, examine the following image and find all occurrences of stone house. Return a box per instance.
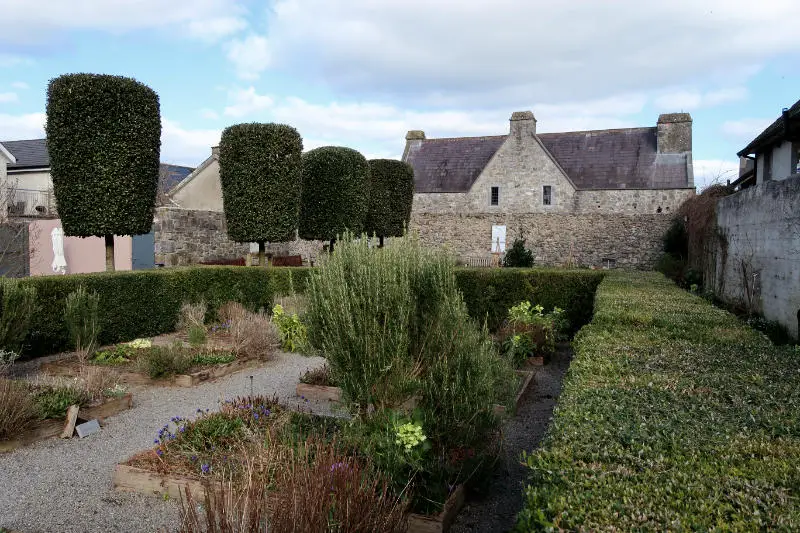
[404,111,696,268]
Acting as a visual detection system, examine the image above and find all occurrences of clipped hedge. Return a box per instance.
[455,268,604,332]
[365,159,414,239]
[219,123,303,243]
[46,73,161,237]
[14,266,599,358]
[516,272,800,531]
[16,267,312,357]
[299,146,369,242]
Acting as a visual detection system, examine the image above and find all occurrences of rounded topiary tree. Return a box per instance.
[218,123,304,266]
[46,73,161,271]
[299,146,369,252]
[365,159,415,247]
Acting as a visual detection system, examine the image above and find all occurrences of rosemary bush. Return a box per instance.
[64,285,101,362]
[0,277,37,353]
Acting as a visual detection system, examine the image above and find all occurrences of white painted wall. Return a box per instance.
[7,170,52,191]
[171,158,224,212]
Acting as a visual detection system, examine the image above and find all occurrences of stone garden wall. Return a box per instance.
[154,208,249,266]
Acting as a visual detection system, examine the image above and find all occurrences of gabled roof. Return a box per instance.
[0,143,16,164]
[737,98,800,157]
[2,138,49,169]
[0,137,194,194]
[406,127,692,193]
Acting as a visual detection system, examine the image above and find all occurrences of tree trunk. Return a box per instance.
[329,238,336,254]
[379,235,385,248]
[105,234,115,272]
[259,241,266,267]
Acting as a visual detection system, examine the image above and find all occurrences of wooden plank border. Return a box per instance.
[112,464,211,501]
[406,485,466,533]
[295,382,342,402]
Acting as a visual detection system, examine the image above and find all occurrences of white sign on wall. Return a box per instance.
[491,225,506,253]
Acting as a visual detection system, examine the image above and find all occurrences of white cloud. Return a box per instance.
[187,17,247,43]
[0,53,32,68]
[200,108,220,120]
[0,112,46,140]
[721,118,773,141]
[161,118,221,166]
[227,35,271,80]
[654,87,747,111]
[0,0,248,45]
[10,81,28,90]
[223,87,274,118]
[240,0,800,106]
[0,93,19,103]
[693,159,740,191]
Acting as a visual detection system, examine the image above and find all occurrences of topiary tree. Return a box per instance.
[503,238,535,267]
[299,146,369,252]
[218,123,304,266]
[365,159,415,247]
[46,73,161,271]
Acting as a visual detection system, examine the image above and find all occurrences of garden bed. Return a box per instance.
[407,485,465,533]
[0,393,133,453]
[492,369,535,417]
[40,345,266,388]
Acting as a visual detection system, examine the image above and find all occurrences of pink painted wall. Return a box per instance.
[28,219,133,276]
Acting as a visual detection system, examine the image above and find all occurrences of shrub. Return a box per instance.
[138,345,193,379]
[78,365,120,402]
[365,159,415,245]
[187,325,207,347]
[656,252,687,286]
[298,146,370,248]
[0,277,37,353]
[218,123,304,264]
[229,309,280,360]
[0,378,35,439]
[32,384,88,420]
[299,364,333,386]
[0,349,19,376]
[177,301,207,332]
[663,217,688,259]
[272,304,308,353]
[46,73,161,271]
[515,272,800,531]
[64,285,101,362]
[503,237,535,267]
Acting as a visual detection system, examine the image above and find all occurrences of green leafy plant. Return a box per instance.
[32,385,88,420]
[218,123,304,266]
[46,73,161,271]
[503,238,535,267]
[91,345,133,366]
[139,345,193,379]
[0,277,37,353]
[64,285,101,363]
[298,146,370,251]
[191,352,236,366]
[365,159,415,247]
[187,325,207,347]
[272,304,308,353]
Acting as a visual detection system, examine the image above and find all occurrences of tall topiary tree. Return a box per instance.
[46,73,161,271]
[365,159,415,247]
[218,123,304,266]
[299,146,369,252]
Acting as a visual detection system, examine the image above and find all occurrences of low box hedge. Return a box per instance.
[515,271,800,531]
[14,266,601,358]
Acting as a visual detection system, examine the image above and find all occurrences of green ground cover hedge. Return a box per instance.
[516,272,800,531]
[12,266,601,358]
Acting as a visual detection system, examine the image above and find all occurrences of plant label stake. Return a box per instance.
[249,375,254,396]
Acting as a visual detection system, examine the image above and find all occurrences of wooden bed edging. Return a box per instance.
[113,464,212,500]
[493,369,535,417]
[42,356,264,388]
[0,393,133,453]
[295,382,343,402]
[406,484,465,533]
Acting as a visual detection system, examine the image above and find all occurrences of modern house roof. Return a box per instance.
[2,139,49,169]
[406,126,692,193]
[0,138,193,194]
[738,98,800,157]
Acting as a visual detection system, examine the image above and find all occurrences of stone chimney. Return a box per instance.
[509,111,537,140]
[402,130,425,162]
[211,145,220,158]
[657,113,692,153]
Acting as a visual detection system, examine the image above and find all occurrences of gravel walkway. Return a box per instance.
[0,352,330,533]
[450,344,573,533]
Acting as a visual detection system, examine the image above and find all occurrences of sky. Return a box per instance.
[0,0,799,191]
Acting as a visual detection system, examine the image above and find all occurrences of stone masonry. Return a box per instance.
[154,207,249,266]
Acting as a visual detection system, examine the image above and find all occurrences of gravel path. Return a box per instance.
[450,344,573,533]
[0,352,331,533]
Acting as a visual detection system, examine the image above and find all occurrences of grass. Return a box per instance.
[515,271,800,531]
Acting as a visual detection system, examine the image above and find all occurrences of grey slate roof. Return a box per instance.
[0,137,194,194]
[2,138,49,169]
[406,127,691,192]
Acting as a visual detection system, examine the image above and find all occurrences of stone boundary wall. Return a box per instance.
[154,208,249,266]
[706,176,800,339]
[409,213,673,270]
